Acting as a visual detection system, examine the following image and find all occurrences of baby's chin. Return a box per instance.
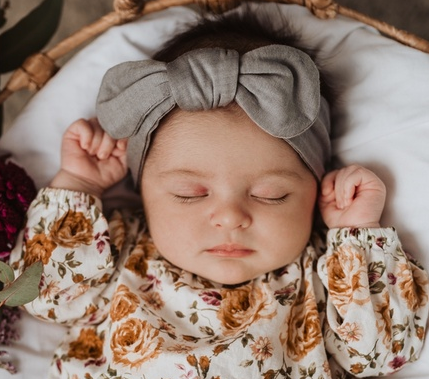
[197,265,265,287]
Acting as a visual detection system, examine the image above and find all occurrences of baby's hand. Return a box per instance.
[318,165,386,229]
[50,118,128,198]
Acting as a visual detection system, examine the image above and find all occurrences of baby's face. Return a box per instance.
[141,106,317,285]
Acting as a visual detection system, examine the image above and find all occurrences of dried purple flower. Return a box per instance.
[0,155,37,374]
[0,355,18,375]
[0,155,37,261]
[0,301,21,374]
[0,306,20,346]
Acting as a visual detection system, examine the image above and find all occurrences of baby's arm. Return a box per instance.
[50,118,128,198]
[317,165,429,376]
[9,119,128,325]
[11,188,120,325]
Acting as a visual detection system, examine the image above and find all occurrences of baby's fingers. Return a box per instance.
[84,118,121,160]
[65,118,90,139]
[116,138,128,151]
[334,165,367,209]
[81,118,104,156]
[63,119,96,152]
[96,131,119,160]
[66,118,102,155]
[319,170,338,204]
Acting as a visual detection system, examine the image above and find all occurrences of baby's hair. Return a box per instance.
[152,5,332,101]
[153,8,298,60]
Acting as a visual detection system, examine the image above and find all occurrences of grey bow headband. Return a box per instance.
[96,45,331,188]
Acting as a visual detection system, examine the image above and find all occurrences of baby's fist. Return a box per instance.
[50,118,128,197]
[319,165,386,229]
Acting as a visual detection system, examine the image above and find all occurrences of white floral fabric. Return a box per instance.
[10,188,429,379]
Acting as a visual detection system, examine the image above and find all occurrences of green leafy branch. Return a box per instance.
[0,260,42,307]
[0,0,63,134]
[0,0,63,74]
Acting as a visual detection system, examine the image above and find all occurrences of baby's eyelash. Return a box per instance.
[173,194,289,204]
[252,194,289,204]
[173,194,207,203]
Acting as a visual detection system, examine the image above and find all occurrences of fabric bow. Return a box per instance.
[96,45,330,187]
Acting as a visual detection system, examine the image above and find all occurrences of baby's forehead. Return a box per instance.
[147,105,310,168]
[161,103,246,125]
[149,104,315,172]
[153,105,260,142]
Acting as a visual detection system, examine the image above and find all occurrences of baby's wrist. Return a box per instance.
[338,223,381,229]
[330,221,381,229]
[352,222,381,228]
[326,218,382,229]
[50,169,105,198]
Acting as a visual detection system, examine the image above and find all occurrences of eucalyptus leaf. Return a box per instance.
[0,261,15,285]
[0,0,64,73]
[0,261,42,307]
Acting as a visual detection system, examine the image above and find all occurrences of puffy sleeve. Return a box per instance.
[317,227,429,377]
[10,188,120,326]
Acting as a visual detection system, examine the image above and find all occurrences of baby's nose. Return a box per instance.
[209,200,252,230]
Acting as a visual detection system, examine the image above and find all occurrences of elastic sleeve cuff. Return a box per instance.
[326,227,399,249]
[38,187,103,211]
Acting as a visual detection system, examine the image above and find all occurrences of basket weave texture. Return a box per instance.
[1,0,429,104]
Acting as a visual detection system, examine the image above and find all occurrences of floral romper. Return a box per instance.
[10,188,429,379]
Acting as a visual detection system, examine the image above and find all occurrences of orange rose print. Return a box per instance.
[110,284,140,322]
[350,362,365,375]
[375,291,392,347]
[397,263,429,311]
[281,280,322,361]
[392,340,404,354]
[124,234,158,277]
[24,232,57,266]
[49,210,93,248]
[138,234,158,259]
[416,325,425,340]
[110,318,164,368]
[125,248,148,278]
[141,291,165,310]
[326,247,370,315]
[109,210,126,251]
[217,284,276,337]
[84,304,98,317]
[68,328,104,360]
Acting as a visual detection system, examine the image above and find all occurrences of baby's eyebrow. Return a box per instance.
[158,168,303,181]
[259,169,304,180]
[158,169,213,179]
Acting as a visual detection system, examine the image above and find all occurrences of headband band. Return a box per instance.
[96,45,331,188]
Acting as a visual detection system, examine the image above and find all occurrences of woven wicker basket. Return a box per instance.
[1,0,429,105]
